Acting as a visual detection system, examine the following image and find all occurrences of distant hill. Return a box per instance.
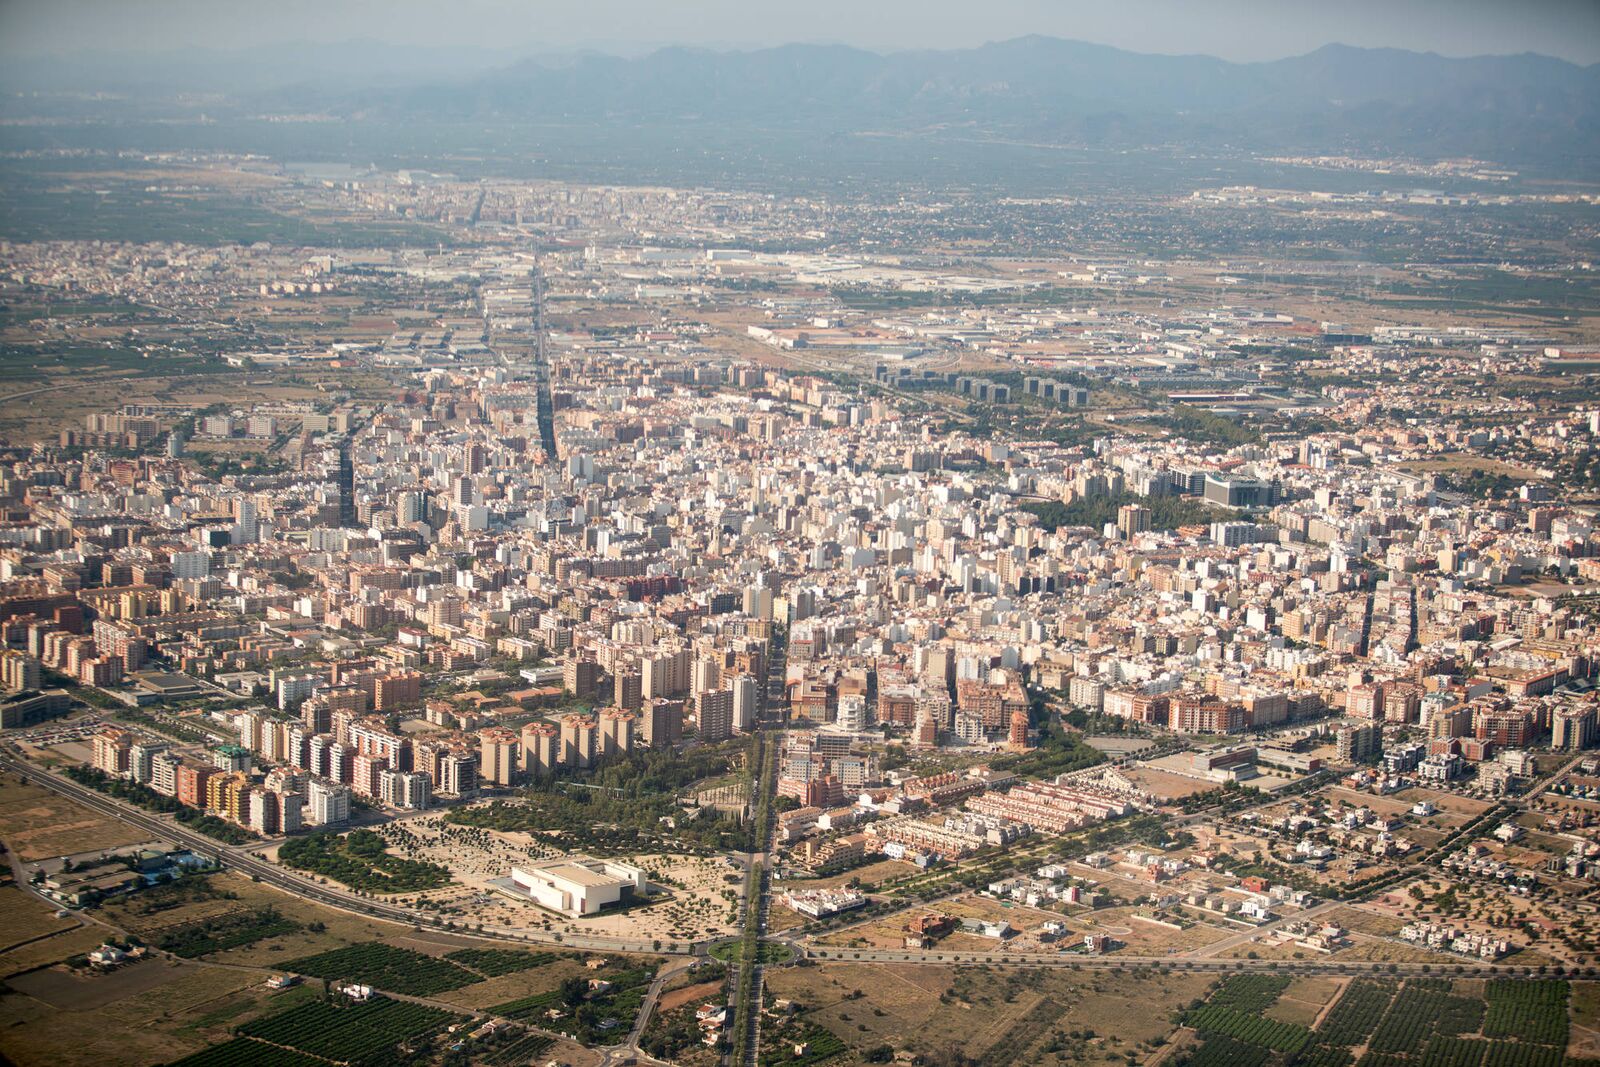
[6,37,1598,172]
[334,38,1600,172]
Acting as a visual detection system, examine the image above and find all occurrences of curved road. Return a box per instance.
[0,754,697,957]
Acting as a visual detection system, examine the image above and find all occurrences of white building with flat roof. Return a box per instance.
[510,856,647,917]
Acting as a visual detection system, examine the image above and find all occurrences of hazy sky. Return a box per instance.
[3,0,1598,65]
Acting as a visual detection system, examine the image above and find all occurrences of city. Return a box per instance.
[0,4,1599,1067]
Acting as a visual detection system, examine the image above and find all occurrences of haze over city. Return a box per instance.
[0,4,1598,1067]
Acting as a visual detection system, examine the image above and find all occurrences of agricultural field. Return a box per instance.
[0,958,268,1067]
[99,870,411,968]
[1176,974,1594,1067]
[156,908,301,959]
[489,959,657,1044]
[233,995,459,1059]
[0,884,81,949]
[279,942,484,996]
[763,960,1210,1065]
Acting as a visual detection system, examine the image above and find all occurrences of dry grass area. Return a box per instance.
[1266,975,1345,1027]
[0,924,108,978]
[0,953,269,1067]
[1399,455,1542,479]
[764,960,1209,1064]
[0,885,80,949]
[434,955,594,1011]
[775,858,918,894]
[102,870,404,968]
[1571,981,1600,1060]
[0,777,154,862]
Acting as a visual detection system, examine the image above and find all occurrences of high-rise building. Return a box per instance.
[731,674,760,732]
[337,439,356,528]
[478,727,520,786]
[699,689,734,743]
[308,780,350,826]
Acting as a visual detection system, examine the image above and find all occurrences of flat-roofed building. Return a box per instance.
[510,855,647,917]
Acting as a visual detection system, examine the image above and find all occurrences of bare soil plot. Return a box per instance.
[8,956,180,1011]
[0,777,154,861]
[0,885,79,949]
[1266,975,1345,1027]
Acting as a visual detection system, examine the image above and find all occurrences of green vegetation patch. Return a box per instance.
[1316,979,1398,1047]
[235,994,461,1062]
[1021,492,1239,534]
[157,907,300,958]
[447,741,749,854]
[277,829,450,894]
[166,1038,331,1067]
[1205,974,1292,1015]
[280,942,482,996]
[1481,979,1568,1046]
[1183,1003,1312,1054]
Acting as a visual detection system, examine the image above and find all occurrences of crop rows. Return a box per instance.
[167,1038,330,1067]
[1186,1033,1272,1067]
[1368,986,1461,1054]
[158,909,299,958]
[1421,1035,1488,1067]
[281,942,483,996]
[1354,1054,1410,1067]
[1480,1042,1567,1067]
[1481,980,1568,1046]
[1316,980,1398,1047]
[1207,974,1292,1015]
[480,1032,555,1066]
[444,948,559,977]
[237,996,458,1062]
[1185,1004,1312,1054]
[1291,1045,1355,1067]
[489,989,563,1022]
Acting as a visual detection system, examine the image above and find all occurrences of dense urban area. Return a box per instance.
[1,40,1600,1067]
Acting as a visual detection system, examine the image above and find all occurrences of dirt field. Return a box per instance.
[775,858,919,893]
[658,978,724,1014]
[1266,976,1345,1027]
[0,777,155,861]
[764,960,1211,1064]
[0,885,80,950]
[0,955,266,1067]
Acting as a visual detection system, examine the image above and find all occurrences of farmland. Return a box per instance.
[280,942,483,996]
[1176,975,1589,1067]
[156,908,302,958]
[443,947,561,976]
[218,995,461,1063]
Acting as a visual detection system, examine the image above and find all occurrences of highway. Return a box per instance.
[0,753,695,957]
[800,944,1569,978]
[531,264,557,459]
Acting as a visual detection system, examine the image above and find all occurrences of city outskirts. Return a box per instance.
[0,4,1598,1067]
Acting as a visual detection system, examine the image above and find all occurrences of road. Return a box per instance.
[0,753,692,957]
[801,944,1557,978]
[531,265,557,459]
[596,956,697,1067]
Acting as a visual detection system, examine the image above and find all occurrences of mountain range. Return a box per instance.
[6,37,1598,173]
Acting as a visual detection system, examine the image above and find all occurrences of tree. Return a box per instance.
[560,975,588,1007]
